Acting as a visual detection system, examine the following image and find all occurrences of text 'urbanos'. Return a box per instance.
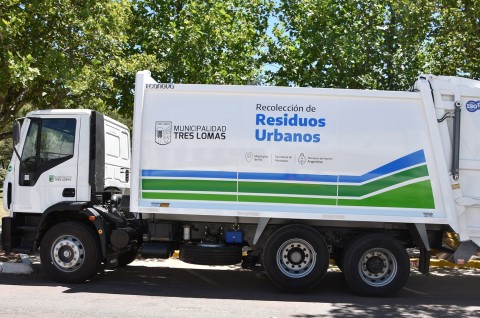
[255,113,327,143]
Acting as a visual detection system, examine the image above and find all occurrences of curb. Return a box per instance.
[0,254,33,275]
[429,258,480,269]
[0,228,34,275]
[409,258,480,269]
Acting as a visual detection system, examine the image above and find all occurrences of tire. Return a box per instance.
[263,224,330,292]
[40,222,102,283]
[342,233,410,296]
[180,244,242,265]
[118,246,139,267]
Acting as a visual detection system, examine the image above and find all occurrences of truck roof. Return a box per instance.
[26,109,128,130]
[27,109,94,116]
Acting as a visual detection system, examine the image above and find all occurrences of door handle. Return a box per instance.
[7,182,12,209]
[62,188,75,197]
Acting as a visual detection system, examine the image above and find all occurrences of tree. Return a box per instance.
[265,0,436,90]
[0,0,134,134]
[425,0,480,78]
[128,0,273,92]
[102,0,274,120]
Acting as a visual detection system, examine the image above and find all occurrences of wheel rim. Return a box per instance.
[358,248,397,287]
[276,238,316,278]
[51,235,85,272]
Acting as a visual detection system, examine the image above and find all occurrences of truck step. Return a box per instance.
[12,247,34,254]
[16,226,37,232]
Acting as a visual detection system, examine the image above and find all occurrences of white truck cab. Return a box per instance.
[3,109,129,216]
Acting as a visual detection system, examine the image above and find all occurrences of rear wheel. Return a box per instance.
[342,233,410,296]
[263,224,330,292]
[40,222,102,283]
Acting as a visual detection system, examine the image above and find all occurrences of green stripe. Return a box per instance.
[142,165,428,197]
[142,192,237,202]
[143,180,434,209]
[238,195,336,205]
[142,179,236,192]
[239,181,337,196]
[338,165,430,197]
[142,180,433,208]
[338,180,435,208]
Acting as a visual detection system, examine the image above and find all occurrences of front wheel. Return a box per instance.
[263,224,330,292]
[342,233,410,296]
[40,222,102,283]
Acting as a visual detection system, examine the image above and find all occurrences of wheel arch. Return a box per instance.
[36,202,108,258]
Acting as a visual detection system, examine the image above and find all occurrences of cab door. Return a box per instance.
[12,116,80,213]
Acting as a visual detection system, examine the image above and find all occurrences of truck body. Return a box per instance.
[2,71,480,296]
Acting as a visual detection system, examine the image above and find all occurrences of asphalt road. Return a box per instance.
[0,257,479,318]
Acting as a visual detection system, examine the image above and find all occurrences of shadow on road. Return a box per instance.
[1,256,479,318]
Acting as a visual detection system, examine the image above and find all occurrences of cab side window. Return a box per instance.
[20,118,76,186]
[39,119,76,162]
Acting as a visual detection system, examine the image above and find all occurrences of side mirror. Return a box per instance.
[12,121,21,145]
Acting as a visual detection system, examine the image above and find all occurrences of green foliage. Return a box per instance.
[0,139,12,184]
[265,0,437,90]
[131,0,272,84]
[109,0,274,119]
[93,0,275,120]
[425,0,480,78]
[0,0,133,130]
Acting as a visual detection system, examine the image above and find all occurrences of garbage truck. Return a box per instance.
[2,71,480,296]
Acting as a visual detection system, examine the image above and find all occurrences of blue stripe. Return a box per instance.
[142,170,237,179]
[141,150,426,183]
[338,150,426,183]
